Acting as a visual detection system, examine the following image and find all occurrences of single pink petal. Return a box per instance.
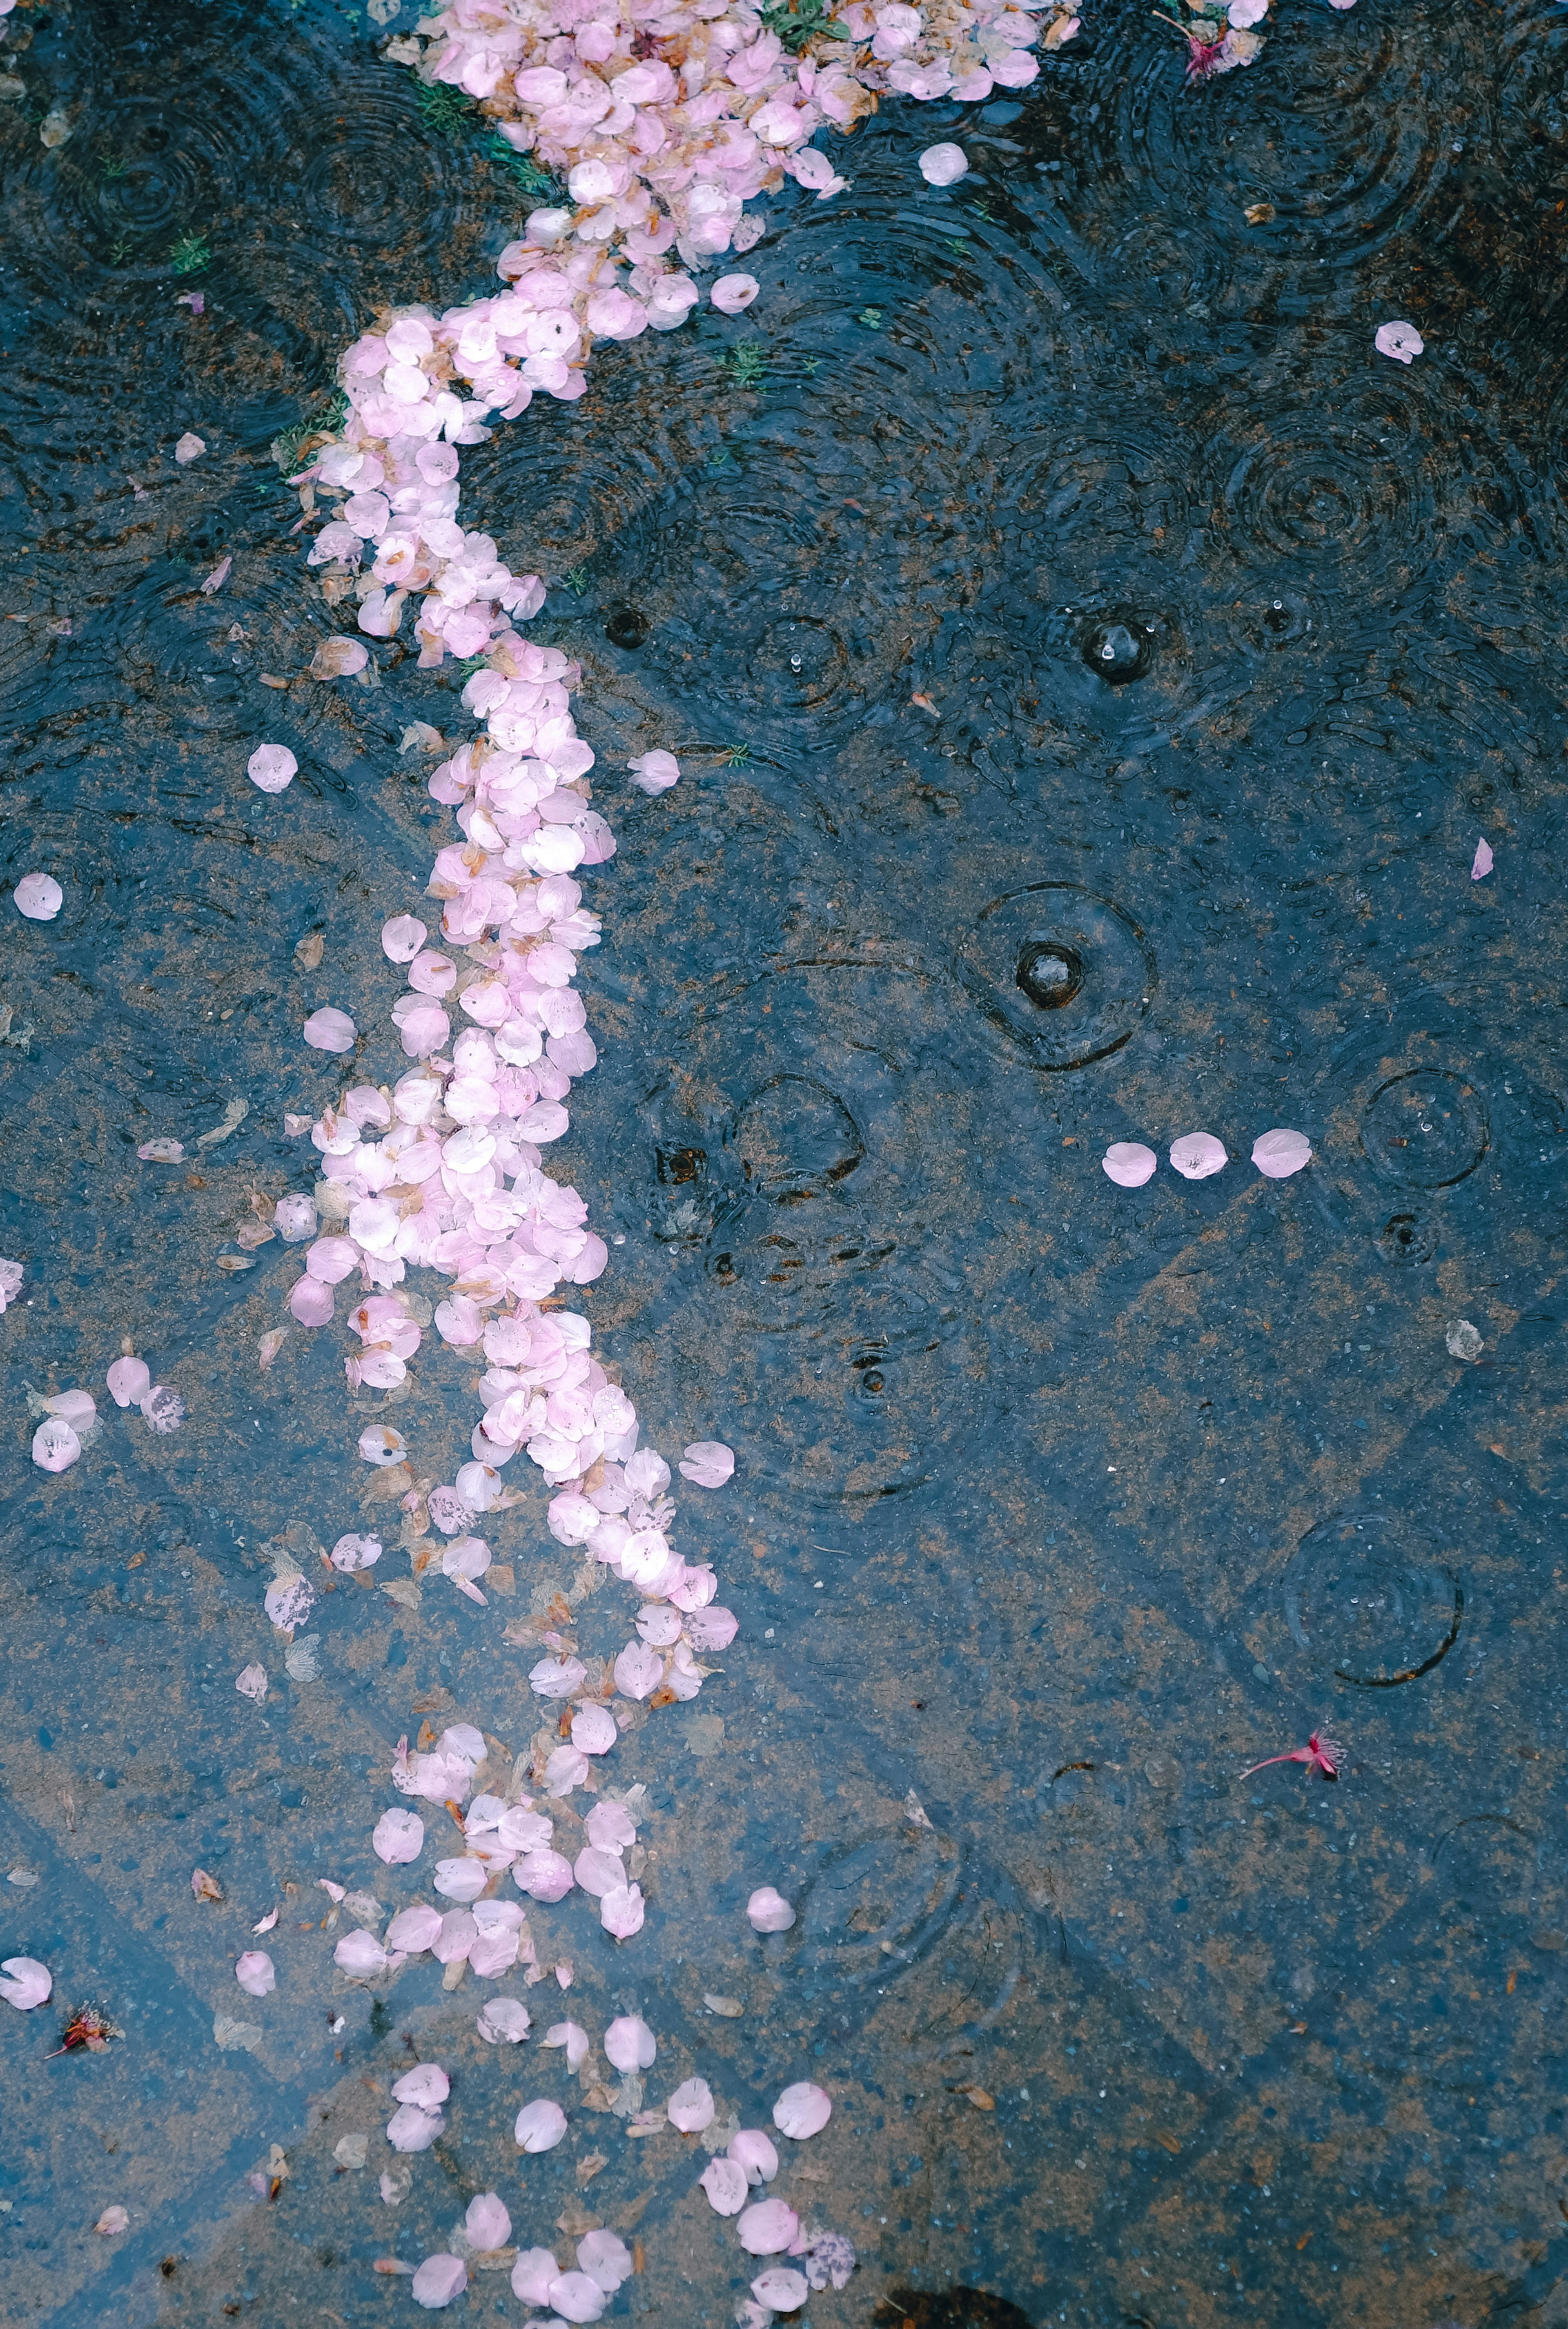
[1374,319,1423,364]
[918,142,968,186]
[752,2268,810,2313]
[303,1006,356,1053]
[578,2231,631,2293]
[627,749,680,796]
[730,2127,779,2183]
[572,1846,625,1899]
[0,1957,52,2011]
[738,2197,800,2256]
[235,1663,268,1702]
[14,872,63,921]
[1471,836,1494,881]
[700,2155,749,2215]
[334,1928,390,1977]
[288,1273,335,1327]
[174,432,206,463]
[1250,1127,1312,1180]
[106,1355,151,1407]
[477,1995,531,2043]
[514,2096,568,2152]
[603,2013,657,2073]
[466,2192,512,2250]
[710,274,760,314]
[666,2076,715,2133]
[263,1572,314,1633]
[599,1882,645,1939]
[247,744,298,794]
[386,1904,443,1953]
[434,1856,488,1903]
[234,1950,275,1998]
[252,1907,279,1935]
[543,2019,590,2070]
[570,1702,617,1755]
[1168,1131,1227,1181]
[32,1417,82,1472]
[773,2081,831,2139]
[411,2253,468,2309]
[311,636,370,680]
[511,2247,559,2302]
[138,1138,185,1161]
[358,1424,408,1466]
[95,2205,130,2235]
[678,1439,735,1487]
[514,1848,575,1903]
[546,1743,590,1794]
[585,1802,637,1852]
[612,1639,664,1700]
[548,2270,607,2324]
[746,1886,795,1933]
[1102,1140,1156,1188]
[393,2063,450,2109]
[387,2102,444,2153]
[382,914,428,961]
[200,554,232,594]
[374,1808,425,1864]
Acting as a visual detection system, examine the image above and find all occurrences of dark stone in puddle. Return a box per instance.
[1015,940,1084,1011]
[1081,619,1150,682]
[604,601,648,648]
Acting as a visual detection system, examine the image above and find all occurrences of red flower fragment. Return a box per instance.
[1239,1729,1343,1783]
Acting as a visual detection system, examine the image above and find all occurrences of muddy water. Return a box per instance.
[2,0,1567,2324]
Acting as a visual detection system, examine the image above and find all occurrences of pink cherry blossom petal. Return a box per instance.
[334,1928,390,1977]
[386,1904,443,1954]
[701,2155,749,2214]
[394,2062,451,2111]
[514,2097,568,2151]
[1168,1131,1227,1181]
[752,2268,810,2313]
[387,2104,444,2153]
[710,273,760,314]
[604,2014,657,2072]
[235,1950,275,1998]
[548,2270,607,2323]
[599,1882,646,1939]
[477,1995,531,2043]
[666,2076,715,2132]
[730,2127,779,2183]
[303,1006,357,1053]
[678,1439,735,1487]
[411,2254,468,2309]
[570,1702,618,1755]
[773,2081,831,2139]
[382,914,428,961]
[32,1418,81,1472]
[738,2198,800,2255]
[1250,1127,1313,1180]
[1374,319,1423,364]
[106,1355,151,1407]
[918,142,968,186]
[373,1809,425,1864]
[14,872,63,921]
[578,2230,632,2293]
[0,1957,52,2011]
[627,750,680,795]
[235,1663,268,1702]
[247,744,298,793]
[746,1886,795,1933]
[1102,1140,1157,1188]
[467,2193,512,2251]
[95,2205,130,2235]
[1471,836,1494,881]
[512,2248,561,2303]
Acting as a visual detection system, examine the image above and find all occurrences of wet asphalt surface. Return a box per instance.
[2,0,1568,2323]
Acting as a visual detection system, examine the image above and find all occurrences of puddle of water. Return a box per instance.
[2,0,1568,2325]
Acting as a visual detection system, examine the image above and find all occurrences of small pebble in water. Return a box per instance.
[1081,621,1148,682]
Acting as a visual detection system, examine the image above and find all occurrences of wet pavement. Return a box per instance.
[2,0,1567,2324]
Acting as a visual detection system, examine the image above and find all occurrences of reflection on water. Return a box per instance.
[3,0,1568,2323]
